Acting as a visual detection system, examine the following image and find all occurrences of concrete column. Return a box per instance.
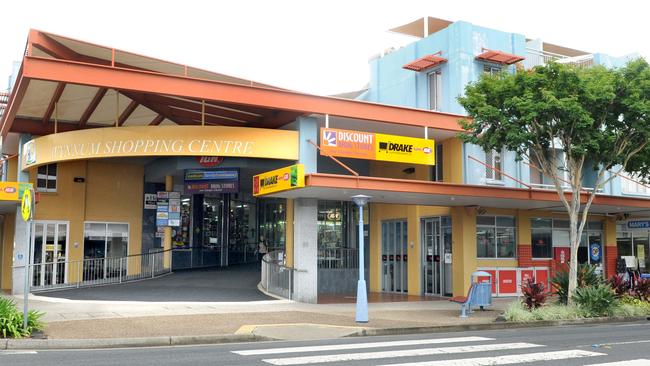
[285,199,294,267]
[451,206,477,297]
[163,175,173,269]
[292,198,318,303]
[407,205,421,295]
[12,134,32,294]
[517,210,533,267]
[297,116,318,174]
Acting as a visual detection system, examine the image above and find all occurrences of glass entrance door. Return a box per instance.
[32,221,68,287]
[203,195,227,266]
[422,218,441,296]
[381,220,408,293]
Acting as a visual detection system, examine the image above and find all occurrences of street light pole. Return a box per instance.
[351,194,370,323]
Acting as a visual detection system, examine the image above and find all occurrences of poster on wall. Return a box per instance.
[144,193,157,210]
[156,191,180,227]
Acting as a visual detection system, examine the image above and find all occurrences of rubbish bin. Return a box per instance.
[470,270,493,309]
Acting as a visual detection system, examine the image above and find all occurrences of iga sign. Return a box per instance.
[253,164,305,196]
[320,128,435,165]
[196,156,224,167]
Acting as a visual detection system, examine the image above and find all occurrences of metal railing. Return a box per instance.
[260,250,294,299]
[15,249,171,293]
[318,248,359,269]
[525,48,594,69]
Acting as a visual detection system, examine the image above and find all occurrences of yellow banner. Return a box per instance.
[375,133,435,165]
[253,164,305,196]
[22,126,299,170]
[320,128,434,165]
[0,182,32,201]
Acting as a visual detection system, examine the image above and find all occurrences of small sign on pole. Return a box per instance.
[21,186,34,331]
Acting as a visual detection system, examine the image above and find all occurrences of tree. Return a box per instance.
[458,59,650,304]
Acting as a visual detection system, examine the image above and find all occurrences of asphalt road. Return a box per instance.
[3,321,650,365]
[36,263,273,302]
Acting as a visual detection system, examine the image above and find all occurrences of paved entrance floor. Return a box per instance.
[36,262,272,302]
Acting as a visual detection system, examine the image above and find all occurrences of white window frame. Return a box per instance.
[620,172,650,196]
[485,149,504,183]
[83,221,130,259]
[36,163,57,193]
[476,215,517,259]
[483,64,502,75]
[427,69,442,111]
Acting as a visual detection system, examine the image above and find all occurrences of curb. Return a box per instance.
[1,334,275,350]
[2,316,647,350]
[348,315,650,338]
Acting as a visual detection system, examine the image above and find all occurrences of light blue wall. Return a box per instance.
[593,53,639,68]
[365,21,527,186]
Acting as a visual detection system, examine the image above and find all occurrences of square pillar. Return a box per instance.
[407,205,421,295]
[292,198,318,303]
[450,207,477,296]
[12,134,32,295]
[517,210,533,267]
[604,218,618,278]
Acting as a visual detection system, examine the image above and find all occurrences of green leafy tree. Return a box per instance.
[458,60,650,304]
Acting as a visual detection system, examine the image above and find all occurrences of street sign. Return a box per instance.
[21,188,32,222]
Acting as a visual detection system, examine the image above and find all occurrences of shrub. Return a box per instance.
[503,301,534,322]
[573,284,619,317]
[633,278,650,302]
[608,275,630,298]
[521,278,548,310]
[502,301,584,322]
[0,297,44,338]
[551,264,602,305]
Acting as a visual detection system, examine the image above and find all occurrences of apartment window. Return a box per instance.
[531,218,553,258]
[430,144,444,182]
[477,215,516,258]
[428,70,442,111]
[37,163,57,192]
[485,150,502,181]
[621,172,649,195]
[483,64,501,75]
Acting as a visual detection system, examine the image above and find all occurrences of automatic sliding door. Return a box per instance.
[381,220,408,293]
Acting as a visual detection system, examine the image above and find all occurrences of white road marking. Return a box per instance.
[585,360,650,366]
[0,351,38,355]
[234,336,494,356]
[262,342,542,365]
[379,350,605,366]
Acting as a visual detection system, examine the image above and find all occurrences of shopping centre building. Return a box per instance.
[0,17,648,303]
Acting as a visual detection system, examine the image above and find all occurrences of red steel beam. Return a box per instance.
[20,56,466,131]
[140,94,260,123]
[118,100,139,126]
[42,82,66,124]
[149,114,165,126]
[79,87,108,127]
[0,64,30,137]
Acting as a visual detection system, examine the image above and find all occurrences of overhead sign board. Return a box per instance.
[319,128,435,165]
[0,182,32,201]
[184,168,240,194]
[253,164,305,196]
[21,126,299,170]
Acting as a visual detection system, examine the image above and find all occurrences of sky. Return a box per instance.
[1,0,648,96]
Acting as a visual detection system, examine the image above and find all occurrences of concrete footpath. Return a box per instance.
[5,294,511,344]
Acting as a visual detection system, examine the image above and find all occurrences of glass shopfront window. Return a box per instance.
[531,218,553,258]
[257,198,286,253]
[229,193,257,264]
[477,216,516,259]
[617,224,650,273]
[318,201,349,249]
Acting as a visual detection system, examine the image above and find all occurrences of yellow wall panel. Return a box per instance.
[1,213,16,291]
[285,199,294,267]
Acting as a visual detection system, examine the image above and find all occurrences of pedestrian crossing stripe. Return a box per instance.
[376,350,605,366]
[585,360,650,366]
[261,342,543,365]
[233,336,494,356]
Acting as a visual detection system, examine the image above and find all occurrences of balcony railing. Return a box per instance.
[525,48,594,69]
